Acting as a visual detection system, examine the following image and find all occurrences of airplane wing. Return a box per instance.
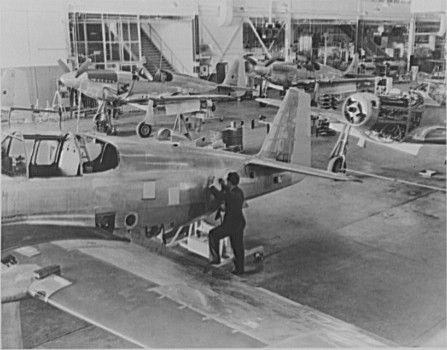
[3,238,394,348]
[246,157,357,181]
[256,97,342,121]
[329,122,425,156]
[314,78,375,95]
[127,94,234,110]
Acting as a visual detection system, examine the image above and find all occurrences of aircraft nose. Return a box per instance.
[59,72,77,89]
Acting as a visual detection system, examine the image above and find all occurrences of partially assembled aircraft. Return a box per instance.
[2,88,351,232]
[3,89,392,348]
[327,91,446,175]
[244,53,375,106]
[251,90,446,177]
[57,58,247,137]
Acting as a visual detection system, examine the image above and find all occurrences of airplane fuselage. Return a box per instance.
[1,134,301,242]
[254,64,315,88]
[60,69,233,105]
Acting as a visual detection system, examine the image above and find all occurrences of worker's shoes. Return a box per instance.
[231,269,244,276]
[209,260,221,265]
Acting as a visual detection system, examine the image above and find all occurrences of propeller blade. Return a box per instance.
[153,69,162,82]
[75,58,92,78]
[57,59,71,73]
[69,88,74,120]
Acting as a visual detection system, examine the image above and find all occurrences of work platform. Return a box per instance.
[164,219,264,269]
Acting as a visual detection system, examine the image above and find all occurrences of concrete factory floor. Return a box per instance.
[2,94,446,348]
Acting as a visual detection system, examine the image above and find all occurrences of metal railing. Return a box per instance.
[140,22,191,75]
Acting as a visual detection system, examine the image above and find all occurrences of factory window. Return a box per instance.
[69,13,141,67]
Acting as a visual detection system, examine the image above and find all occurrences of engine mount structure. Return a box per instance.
[342,92,424,142]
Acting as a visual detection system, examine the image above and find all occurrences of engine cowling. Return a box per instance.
[342,93,380,129]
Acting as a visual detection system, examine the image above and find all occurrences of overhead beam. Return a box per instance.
[244,19,271,59]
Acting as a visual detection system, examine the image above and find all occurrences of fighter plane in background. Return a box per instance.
[57,57,248,137]
[252,90,445,180]
[2,89,384,349]
[244,53,375,107]
[327,91,446,176]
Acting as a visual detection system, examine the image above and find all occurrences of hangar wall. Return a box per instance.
[198,1,244,69]
[1,0,69,107]
[1,0,439,109]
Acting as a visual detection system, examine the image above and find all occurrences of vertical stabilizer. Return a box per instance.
[1,70,16,110]
[222,58,246,96]
[258,88,311,166]
[1,69,32,110]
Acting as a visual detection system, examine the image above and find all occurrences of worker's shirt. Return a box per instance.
[210,185,246,231]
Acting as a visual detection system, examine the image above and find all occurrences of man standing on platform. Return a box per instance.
[208,172,246,275]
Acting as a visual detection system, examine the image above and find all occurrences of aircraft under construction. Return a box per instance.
[244,53,375,106]
[2,88,352,234]
[4,88,403,348]
[55,57,248,137]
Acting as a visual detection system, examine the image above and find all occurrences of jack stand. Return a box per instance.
[173,114,192,140]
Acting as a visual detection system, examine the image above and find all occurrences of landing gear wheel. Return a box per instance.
[157,128,171,141]
[259,102,266,108]
[106,125,117,136]
[137,122,152,138]
[253,252,264,264]
[328,156,346,173]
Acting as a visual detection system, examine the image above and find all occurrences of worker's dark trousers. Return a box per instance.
[209,225,245,273]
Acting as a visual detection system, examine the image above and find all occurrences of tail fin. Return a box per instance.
[1,69,33,112]
[258,88,311,166]
[222,58,246,96]
[343,53,359,76]
[1,69,16,110]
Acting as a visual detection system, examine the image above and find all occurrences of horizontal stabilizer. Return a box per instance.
[246,157,357,181]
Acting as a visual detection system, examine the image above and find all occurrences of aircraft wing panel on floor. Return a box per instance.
[3,239,395,347]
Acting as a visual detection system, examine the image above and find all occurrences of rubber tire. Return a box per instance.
[137,122,152,138]
[254,252,264,264]
[106,125,117,136]
[157,128,172,141]
[329,157,346,173]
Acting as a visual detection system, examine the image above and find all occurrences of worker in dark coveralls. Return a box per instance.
[208,172,246,275]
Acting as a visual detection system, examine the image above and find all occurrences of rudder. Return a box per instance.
[257,88,311,166]
[1,69,16,109]
[222,58,246,96]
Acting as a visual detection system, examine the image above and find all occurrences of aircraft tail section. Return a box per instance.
[221,58,246,97]
[257,88,311,166]
[1,69,16,110]
[248,88,354,181]
[343,54,360,77]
